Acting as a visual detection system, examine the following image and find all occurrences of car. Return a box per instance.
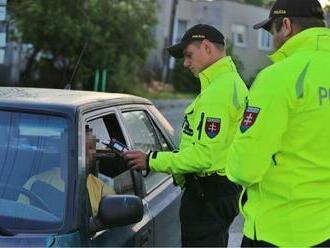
[0,87,181,247]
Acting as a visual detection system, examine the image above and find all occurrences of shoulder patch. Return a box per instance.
[205,117,221,138]
[240,106,260,133]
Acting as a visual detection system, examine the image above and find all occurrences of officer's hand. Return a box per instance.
[121,150,147,170]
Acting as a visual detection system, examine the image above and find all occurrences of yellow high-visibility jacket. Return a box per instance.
[149,56,248,186]
[227,28,330,246]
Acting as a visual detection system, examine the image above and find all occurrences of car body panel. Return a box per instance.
[0,87,181,247]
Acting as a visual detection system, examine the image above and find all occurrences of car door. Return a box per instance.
[81,108,154,247]
[119,106,181,247]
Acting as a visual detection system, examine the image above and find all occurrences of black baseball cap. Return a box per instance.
[254,0,324,31]
[167,24,225,58]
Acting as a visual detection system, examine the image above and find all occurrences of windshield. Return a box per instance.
[0,110,68,233]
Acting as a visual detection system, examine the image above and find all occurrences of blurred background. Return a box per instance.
[0,0,328,98]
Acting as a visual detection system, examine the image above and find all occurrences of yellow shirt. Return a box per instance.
[87,174,115,217]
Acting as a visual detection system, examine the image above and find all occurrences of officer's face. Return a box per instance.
[183,41,209,77]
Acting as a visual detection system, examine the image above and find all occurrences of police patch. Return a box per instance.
[205,117,221,138]
[240,106,260,133]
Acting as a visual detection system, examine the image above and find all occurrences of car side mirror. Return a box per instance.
[89,195,143,235]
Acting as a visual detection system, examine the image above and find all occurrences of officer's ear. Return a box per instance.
[282,17,294,38]
[201,39,213,55]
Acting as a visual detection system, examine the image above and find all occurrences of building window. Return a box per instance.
[231,24,247,48]
[258,29,273,51]
[0,32,6,47]
[170,19,188,69]
[175,20,187,43]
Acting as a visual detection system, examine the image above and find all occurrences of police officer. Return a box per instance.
[227,0,330,246]
[122,24,248,247]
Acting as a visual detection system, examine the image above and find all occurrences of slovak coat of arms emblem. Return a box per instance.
[240,106,260,133]
[205,117,221,138]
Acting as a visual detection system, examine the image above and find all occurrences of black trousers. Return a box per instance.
[242,235,330,247]
[180,174,240,247]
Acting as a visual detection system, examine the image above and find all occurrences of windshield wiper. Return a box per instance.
[0,226,15,236]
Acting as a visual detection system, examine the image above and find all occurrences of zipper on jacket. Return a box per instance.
[197,112,205,140]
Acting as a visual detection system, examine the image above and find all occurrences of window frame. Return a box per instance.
[81,107,135,211]
[258,29,273,51]
[117,104,174,194]
[231,24,248,48]
[175,19,188,43]
[81,106,147,240]
[117,104,175,151]
[82,107,135,188]
[120,110,166,153]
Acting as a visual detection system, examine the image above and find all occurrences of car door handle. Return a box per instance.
[140,228,152,247]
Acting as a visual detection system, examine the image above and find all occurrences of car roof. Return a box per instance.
[0,87,152,118]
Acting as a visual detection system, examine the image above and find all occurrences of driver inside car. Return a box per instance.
[85,125,115,217]
[18,125,115,217]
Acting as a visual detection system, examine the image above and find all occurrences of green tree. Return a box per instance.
[170,59,200,94]
[9,0,157,91]
[241,0,275,7]
[243,0,265,6]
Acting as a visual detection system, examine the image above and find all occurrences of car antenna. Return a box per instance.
[64,40,89,90]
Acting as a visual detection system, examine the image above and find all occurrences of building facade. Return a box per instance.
[0,0,22,85]
[150,0,273,84]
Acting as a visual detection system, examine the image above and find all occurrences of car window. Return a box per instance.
[88,118,110,150]
[0,110,68,233]
[148,105,176,147]
[154,122,170,152]
[121,111,161,152]
[121,110,170,194]
[87,113,133,196]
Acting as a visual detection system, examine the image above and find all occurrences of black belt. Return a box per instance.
[184,173,241,198]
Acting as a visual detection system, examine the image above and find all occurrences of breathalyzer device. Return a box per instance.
[102,138,128,155]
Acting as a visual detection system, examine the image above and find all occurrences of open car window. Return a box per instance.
[87,113,134,196]
[87,108,173,197]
